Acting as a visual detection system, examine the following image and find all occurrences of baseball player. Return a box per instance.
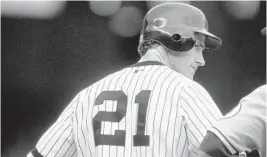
[27,3,223,157]
[198,28,267,157]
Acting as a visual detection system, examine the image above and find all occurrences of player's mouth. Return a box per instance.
[191,66,197,71]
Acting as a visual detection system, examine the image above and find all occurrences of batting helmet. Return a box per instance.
[138,3,222,54]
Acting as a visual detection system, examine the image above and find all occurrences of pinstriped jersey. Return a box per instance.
[27,61,223,157]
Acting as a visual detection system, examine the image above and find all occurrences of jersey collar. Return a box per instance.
[130,61,165,67]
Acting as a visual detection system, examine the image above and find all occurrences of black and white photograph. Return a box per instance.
[1,1,266,157]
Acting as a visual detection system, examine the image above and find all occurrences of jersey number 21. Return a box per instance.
[93,90,151,147]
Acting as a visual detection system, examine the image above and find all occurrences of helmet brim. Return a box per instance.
[195,30,222,49]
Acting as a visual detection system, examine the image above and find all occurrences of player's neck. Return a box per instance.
[139,48,169,66]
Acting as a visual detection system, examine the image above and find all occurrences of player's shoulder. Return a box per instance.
[179,75,210,95]
[73,68,128,97]
[91,67,128,86]
[163,70,211,94]
[180,76,216,103]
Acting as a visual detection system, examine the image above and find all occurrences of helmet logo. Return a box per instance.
[153,18,167,28]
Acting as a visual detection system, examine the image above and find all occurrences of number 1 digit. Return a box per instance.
[133,90,151,146]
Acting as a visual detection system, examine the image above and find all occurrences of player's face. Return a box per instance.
[169,33,206,79]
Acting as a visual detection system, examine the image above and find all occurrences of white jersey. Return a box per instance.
[27,61,222,157]
[209,85,266,157]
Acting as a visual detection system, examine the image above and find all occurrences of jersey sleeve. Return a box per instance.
[179,83,223,149]
[208,85,266,157]
[27,94,81,157]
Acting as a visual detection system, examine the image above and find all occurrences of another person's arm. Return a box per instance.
[199,85,266,157]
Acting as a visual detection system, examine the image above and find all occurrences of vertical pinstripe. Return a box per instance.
[129,66,143,157]
[74,94,85,157]
[136,65,153,157]
[159,75,179,157]
[97,70,119,157]
[151,70,173,157]
[170,84,183,157]
[123,67,138,157]
[102,68,125,157]
[36,100,74,150]
[33,93,79,157]
[139,65,160,157]
[28,62,223,157]
[144,66,167,157]
[110,68,129,157]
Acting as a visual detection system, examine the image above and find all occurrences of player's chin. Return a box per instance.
[184,72,194,80]
[188,69,196,79]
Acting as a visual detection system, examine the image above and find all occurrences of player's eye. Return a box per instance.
[194,44,204,51]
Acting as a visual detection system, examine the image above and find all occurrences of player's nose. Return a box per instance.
[195,51,206,66]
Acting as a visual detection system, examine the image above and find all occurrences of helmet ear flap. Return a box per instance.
[140,30,196,52]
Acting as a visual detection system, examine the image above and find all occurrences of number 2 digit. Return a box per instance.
[93,91,127,146]
[93,90,151,146]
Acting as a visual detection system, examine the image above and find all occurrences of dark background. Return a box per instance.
[1,1,266,156]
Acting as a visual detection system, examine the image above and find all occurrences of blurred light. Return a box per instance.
[147,0,191,9]
[109,6,143,37]
[261,27,266,36]
[89,1,122,17]
[222,1,260,20]
[1,1,66,19]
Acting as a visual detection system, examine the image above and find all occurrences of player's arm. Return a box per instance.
[179,83,223,153]
[27,94,81,157]
[200,85,266,157]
